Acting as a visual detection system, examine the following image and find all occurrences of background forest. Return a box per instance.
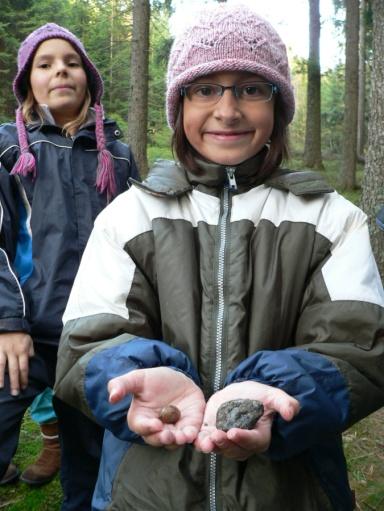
[0,0,359,164]
[1,0,383,275]
[0,0,383,510]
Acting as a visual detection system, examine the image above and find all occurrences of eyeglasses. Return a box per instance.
[180,81,277,105]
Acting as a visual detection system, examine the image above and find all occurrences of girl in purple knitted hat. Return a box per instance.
[0,22,139,509]
[55,4,383,511]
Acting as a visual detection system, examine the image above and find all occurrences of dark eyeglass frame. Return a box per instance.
[180,81,278,104]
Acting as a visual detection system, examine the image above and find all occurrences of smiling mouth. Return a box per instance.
[51,85,74,92]
[205,131,253,140]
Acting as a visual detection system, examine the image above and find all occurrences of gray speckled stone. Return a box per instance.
[216,399,264,432]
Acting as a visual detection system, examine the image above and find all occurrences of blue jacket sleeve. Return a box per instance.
[0,165,30,333]
[83,338,200,442]
[225,348,349,460]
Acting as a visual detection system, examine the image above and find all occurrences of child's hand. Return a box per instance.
[194,381,299,461]
[0,332,34,395]
[108,367,205,448]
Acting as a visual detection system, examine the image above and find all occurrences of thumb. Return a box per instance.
[266,390,300,422]
[108,369,145,404]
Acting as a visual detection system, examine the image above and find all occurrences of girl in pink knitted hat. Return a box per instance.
[55,4,383,511]
[0,22,139,509]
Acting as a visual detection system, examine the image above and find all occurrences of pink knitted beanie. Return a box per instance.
[166,4,295,129]
[11,23,116,199]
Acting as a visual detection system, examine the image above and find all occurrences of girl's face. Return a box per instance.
[30,38,88,126]
[183,71,275,166]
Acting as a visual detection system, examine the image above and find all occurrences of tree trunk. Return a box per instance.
[361,0,384,278]
[340,0,359,190]
[109,0,115,112]
[357,0,366,163]
[127,0,150,175]
[304,0,323,169]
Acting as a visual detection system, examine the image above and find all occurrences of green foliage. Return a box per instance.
[147,6,173,135]
[147,125,172,169]
[321,65,345,156]
[289,155,363,205]
[0,0,35,121]
[290,59,346,159]
[290,57,308,155]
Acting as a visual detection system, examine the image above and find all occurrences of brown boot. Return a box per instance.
[20,421,61,486]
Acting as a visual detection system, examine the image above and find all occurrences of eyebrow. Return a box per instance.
[34,52,82,61]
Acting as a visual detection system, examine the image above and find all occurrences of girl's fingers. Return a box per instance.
[18,353,30,390]
[226,428,269,452]
[128,414,163,435]
[108,370,145,403]
[266,392,300,421]
[0,352,6,388]
[8,355,20,396]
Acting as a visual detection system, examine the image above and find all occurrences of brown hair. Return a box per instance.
[22,87,91,137]
[171,93,290,177]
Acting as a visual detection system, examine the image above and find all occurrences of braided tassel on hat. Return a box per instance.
[10,107,37,179]
[94,103,116,201]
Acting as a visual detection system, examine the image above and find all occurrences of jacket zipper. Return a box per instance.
[209,166,237,511]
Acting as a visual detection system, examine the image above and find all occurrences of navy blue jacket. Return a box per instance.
[0,119,139,346]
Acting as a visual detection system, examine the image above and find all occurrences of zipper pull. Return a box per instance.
[226,167,237,191]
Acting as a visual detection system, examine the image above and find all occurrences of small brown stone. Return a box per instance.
[216,399,264,432]
[159,405,181,424]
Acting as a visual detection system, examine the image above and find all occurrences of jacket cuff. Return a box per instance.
[0,317,31,334]
[84,338,200,441]
[225,348,350,460]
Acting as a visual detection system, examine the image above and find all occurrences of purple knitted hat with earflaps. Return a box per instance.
[166,4,295,129]
[11,23,116,199]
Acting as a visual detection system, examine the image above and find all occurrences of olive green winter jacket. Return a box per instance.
[55,155,384,511]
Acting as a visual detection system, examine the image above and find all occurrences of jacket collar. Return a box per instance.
[131,149,269,197]
[186,147,268,192]
[132,149,334,198]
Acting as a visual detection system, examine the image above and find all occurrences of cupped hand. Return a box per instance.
[108,367,206,448]
[0,332,34,395]
[194,381,300,461]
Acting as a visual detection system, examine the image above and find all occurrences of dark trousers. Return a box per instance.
[0,343,103,511]
[0,344,56,479]
[53,396,104,511]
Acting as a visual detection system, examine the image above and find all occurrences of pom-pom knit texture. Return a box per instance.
[166,4,295,129]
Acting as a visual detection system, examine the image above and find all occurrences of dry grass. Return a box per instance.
[344,408,384,510]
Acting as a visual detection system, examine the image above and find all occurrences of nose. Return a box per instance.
[213,89,242,122]
[54,60,68,75]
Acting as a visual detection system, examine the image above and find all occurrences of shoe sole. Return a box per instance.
[20,474,55,486]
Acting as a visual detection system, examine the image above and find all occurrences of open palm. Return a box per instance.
[108,367,206,447]
[195,381,299,460]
